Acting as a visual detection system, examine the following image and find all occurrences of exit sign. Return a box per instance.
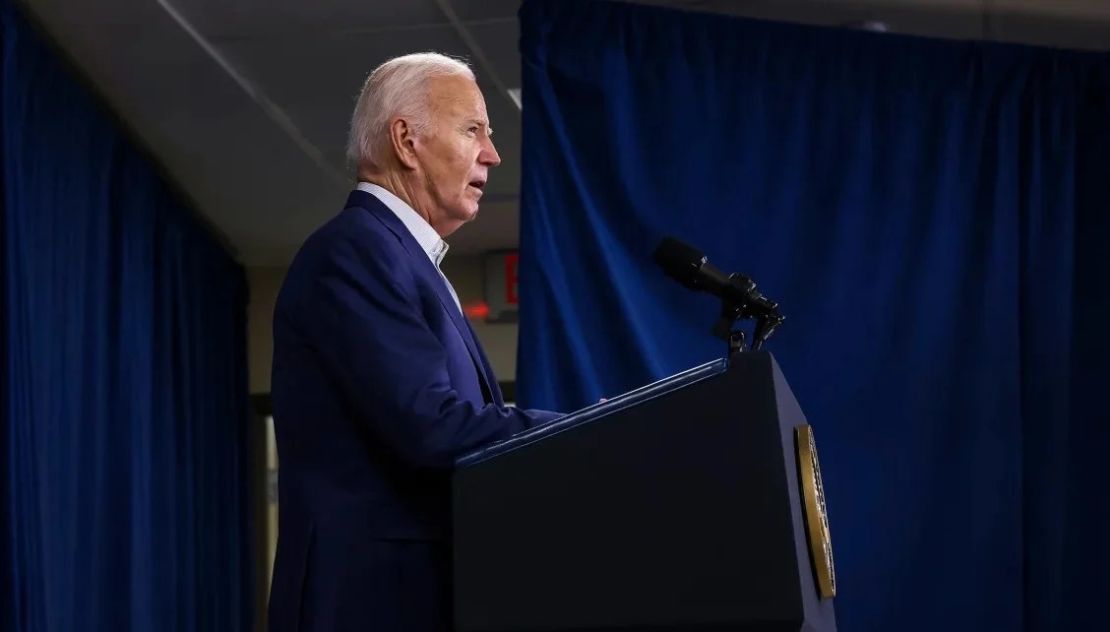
[483,250,519,323]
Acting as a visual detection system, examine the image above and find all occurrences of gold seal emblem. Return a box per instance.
[796,424,836,599]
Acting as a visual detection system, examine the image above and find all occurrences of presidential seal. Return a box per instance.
[796,424,836,599]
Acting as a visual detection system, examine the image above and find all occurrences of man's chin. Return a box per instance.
[460,204,480,223]
[441,207,479,236]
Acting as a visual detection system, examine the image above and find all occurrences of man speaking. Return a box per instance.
[268,53,559,632]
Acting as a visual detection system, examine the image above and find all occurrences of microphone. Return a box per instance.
[652,237,778,316]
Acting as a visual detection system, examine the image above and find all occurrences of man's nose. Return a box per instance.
[480,136,501,167]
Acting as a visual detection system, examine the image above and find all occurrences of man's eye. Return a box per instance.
[468,127,479,134]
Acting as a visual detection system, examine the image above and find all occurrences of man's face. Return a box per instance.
[414,74,501,236]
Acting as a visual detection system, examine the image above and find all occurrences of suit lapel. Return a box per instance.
[346,190,497,403]
[465,317,504,406]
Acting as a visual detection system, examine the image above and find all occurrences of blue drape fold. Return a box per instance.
[1,3,252,630]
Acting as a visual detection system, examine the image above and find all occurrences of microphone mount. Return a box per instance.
[709,273,785,361]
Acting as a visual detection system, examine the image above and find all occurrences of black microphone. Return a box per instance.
[652,237,778,316]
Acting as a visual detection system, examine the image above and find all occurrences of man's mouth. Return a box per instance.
[468,178,486,193]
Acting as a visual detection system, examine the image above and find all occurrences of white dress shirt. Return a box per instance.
[356,182,463,314]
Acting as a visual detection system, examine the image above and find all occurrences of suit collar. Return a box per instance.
[354,182,450,267]
[344,189,498,404]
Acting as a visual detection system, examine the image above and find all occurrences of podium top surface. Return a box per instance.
[455,357,729,468]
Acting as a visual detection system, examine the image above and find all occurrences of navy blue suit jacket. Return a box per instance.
[268,190,559,632]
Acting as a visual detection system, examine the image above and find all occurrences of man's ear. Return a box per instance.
[389,118,419,170]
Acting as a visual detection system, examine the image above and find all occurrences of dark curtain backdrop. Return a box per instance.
[516,0,1110,630]
[0,2,252,631]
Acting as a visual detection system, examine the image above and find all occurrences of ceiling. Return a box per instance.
[20,0,1110,266]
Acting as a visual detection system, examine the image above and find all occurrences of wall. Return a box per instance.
[246,266,286,395]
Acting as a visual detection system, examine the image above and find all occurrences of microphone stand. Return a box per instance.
[710,274,785,363]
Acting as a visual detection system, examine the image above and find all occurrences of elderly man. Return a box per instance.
[268,53,559,632]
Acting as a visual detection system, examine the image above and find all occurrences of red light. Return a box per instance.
[463,301,490,320]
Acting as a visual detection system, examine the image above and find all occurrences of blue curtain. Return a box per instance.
[516,0,1110,630]
[0,3,252,631]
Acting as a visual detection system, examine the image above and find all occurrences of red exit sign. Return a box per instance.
[504,252,518,304]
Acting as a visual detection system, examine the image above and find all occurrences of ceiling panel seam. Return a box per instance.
[433,0,518,111]
[154,0,347,186]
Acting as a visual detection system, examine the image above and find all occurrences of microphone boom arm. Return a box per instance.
[712,273,785,359]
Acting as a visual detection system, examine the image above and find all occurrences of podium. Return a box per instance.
[453,352,837,632]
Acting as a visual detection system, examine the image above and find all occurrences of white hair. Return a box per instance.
[346,52,475,172]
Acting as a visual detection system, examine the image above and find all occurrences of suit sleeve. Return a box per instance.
[300,231,549,468]
[522,408,563,426]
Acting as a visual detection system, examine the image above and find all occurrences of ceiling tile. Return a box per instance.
[216,25,469,111]
[990,12,1110,50]
[173,0,448,40]
[24,0,168,32]
[464,19,523,90]
[448,0,523,22]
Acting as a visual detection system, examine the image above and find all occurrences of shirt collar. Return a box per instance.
[356,181,449,266]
